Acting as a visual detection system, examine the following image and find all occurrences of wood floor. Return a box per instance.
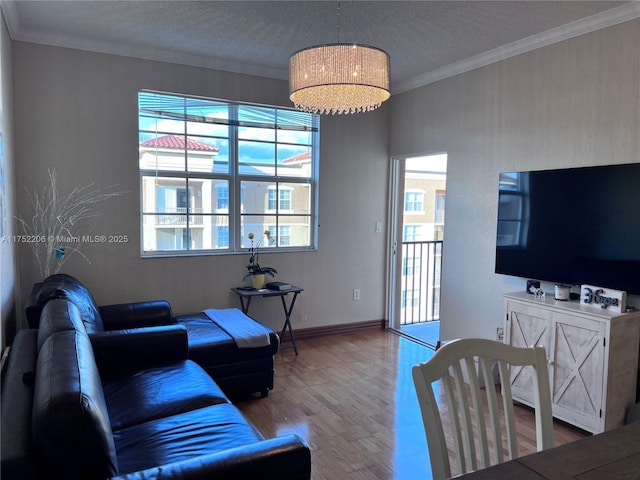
[237,328,589,480]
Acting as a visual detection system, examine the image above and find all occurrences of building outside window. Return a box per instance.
[404,190,425,213]
[138,91,319,255]
[401,289,420,308]
[216,184,229,211]
[267,186,292,212]
[403,224,423,242]
[434,190,446,240]
[266,224,292,247]
[217,225,229,248]
[403,256,421,276]
[277,225,292,246]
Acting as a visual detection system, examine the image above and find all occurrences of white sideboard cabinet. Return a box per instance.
[504,292,640,433]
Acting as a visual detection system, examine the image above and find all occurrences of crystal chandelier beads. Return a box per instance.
[289,43,390,115]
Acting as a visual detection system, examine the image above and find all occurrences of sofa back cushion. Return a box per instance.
[37,299,87,352]
[29,274,105,333]
[32,330,118,478]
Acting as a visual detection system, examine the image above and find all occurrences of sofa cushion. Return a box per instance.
[32,330,118,479]
[36,298,86,351]
[103,360,230,430]
[31,273,105,333]
[113,403,263,475]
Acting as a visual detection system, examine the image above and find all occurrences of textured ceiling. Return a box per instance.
[3,1,639,92]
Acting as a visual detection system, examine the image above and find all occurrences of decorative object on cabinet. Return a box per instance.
[580,284,626,313]
[526,280,541,294]
[553,284,571,301]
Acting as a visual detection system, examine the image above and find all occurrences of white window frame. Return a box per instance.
[138,90,320,256]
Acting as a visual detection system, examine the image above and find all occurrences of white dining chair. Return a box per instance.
[412,338,554,479]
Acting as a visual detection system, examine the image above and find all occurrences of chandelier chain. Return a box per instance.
[337,1,341,43]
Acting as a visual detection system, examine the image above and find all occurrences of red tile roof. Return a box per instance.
[140,135,220,152]
[283,151,311,163]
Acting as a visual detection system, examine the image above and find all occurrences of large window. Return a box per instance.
[138,91,319,255]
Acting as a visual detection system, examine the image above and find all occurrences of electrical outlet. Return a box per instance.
[496,327,504,342]
[353,289,361,301]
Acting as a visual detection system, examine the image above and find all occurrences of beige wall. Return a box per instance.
[10,18,638,342]
[390,19,640,341]
[1,9,16,348]
[11,42,390,333]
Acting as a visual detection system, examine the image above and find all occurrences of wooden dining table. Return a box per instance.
[456,421,640,479]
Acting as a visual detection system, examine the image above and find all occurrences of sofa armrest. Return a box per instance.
[1,329,39,480]
[98,301,175,330]
[90,325,188,374]
[111,435,311,480]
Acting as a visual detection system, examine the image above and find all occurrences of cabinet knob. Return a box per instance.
[548,360,554,366]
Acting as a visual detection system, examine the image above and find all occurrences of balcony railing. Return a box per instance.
[155,207,204,226]
[401,240,443,325]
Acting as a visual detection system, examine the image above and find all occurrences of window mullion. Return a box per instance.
[182,99,190,250]
[229,104,241,252]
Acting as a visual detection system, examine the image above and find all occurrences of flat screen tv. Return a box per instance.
[495,163,640,295]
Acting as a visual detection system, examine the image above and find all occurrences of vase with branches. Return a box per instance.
[15,169,124,280]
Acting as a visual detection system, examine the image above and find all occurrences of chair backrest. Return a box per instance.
[412,338,553,480]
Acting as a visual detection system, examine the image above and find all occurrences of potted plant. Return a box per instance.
[243,230,277,289]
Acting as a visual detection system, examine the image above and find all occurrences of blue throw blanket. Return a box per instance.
[202,308,271,348]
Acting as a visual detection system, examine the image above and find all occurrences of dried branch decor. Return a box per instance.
[16,169,124,279]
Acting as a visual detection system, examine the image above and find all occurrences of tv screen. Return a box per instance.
[495,163,640,295]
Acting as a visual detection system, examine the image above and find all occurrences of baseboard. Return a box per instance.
[389,328,438,350]
[280,319,386,342]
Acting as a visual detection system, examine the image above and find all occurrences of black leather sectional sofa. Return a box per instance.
[1,296,311,479]
[25,274,279,398]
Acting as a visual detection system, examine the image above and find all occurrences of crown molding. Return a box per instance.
[393,2,640,94]
[0,0,289,81]
[12,27,290,81]
[3,1,638,94]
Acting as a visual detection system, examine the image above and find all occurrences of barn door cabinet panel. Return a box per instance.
[504,292,640,434]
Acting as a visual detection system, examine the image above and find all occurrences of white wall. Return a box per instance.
[11,42,390,333]
[390,19,640,341]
